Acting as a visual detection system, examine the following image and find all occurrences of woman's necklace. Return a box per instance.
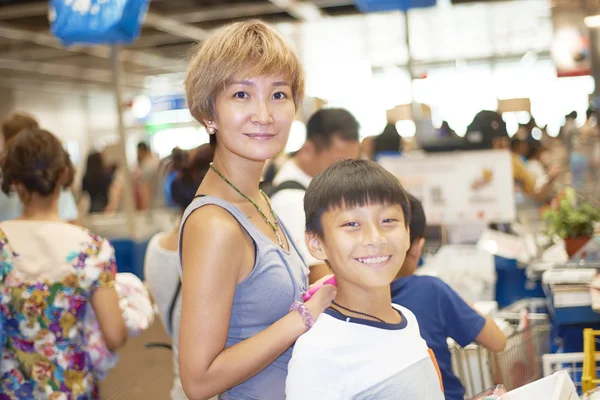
[331,300,390,323]
[209,163,285,249]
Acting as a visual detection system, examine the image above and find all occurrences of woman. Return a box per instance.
[0,128,127,399]
[179,20,336,400]
[81,152,112,213]
[145,144,214,400]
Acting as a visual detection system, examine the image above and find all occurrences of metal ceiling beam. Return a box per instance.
[268,0,323,21]
[132,0,354,48]
[132,33,191,48]
[172,0,353,24]
[0,58,146,88]
[0,2,47,20]
[0,23,184,72]
[0,0,352,24]
[173,2,291,23]
[0,75,114,95]
[144,12,210,41]
[0,2,209,43]
[0,46,70,60]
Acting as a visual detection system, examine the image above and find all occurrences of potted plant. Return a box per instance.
[542,187,600,257]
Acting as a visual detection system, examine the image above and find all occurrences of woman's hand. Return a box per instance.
[308,274,335,289]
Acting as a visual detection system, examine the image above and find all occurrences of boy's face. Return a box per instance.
[306,203,410,289]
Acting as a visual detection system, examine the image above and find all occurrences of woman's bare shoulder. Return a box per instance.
[182,204,246,248]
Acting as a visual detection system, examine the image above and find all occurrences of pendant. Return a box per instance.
[276,231,284,248]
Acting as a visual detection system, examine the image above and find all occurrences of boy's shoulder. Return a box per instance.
[294,311,351,350]
[406,274,447,287]
[392,275,454,296]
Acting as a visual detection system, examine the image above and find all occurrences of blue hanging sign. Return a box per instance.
[49,0,150,46]
[151,95,188,113]
[355,0,436,13]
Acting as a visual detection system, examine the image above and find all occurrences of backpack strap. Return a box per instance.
[270,180,306,197]
[145,278,181,352]
[167,280,182,334]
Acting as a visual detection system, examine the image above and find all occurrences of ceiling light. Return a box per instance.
[585,15,600,28]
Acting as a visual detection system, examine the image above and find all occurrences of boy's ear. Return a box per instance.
[407,238,425,261]
[305,232,328,261]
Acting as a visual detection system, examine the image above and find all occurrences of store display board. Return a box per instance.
[378,150,516,224]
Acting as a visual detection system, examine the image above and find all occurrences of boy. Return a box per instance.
[391,194,506,400]
[286,159,445,400]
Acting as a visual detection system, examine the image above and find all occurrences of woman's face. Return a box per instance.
[210,74,296,162]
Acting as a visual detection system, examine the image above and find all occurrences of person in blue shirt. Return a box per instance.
[391,194,506,400]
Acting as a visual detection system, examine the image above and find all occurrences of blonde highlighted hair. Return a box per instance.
[185,20,305,126]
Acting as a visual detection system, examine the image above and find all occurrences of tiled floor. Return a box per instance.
[99,320,175,399]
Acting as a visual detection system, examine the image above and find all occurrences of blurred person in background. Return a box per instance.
[135,141,160,210]
[466,110,557,203]
[81,151,112,213]
[270,108,361,283]
[559,111,579,155]
[510,138,529,162]
[438,120,457,138]
[391,194,506,400]
[581,107,599,140]
[145,144,214,400]
[179,20,335,399]
[0,112,78,222]
[374,121,402,156]
[162,147,190,209]
[526,142,547,182]
[0,128,127,399]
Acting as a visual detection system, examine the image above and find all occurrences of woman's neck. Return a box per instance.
[332,282,398,323]
[202,149,265,201]
[20,194,61,222]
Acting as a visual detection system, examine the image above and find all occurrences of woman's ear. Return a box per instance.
[58,167,72,189]
[204,120,217,135]
[305,232,327,261]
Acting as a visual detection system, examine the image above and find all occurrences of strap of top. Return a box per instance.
[177,196,267,275]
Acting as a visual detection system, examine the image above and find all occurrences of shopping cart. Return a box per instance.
[543,351,600,395]
[450,312,551,398]
[582,328,600,393]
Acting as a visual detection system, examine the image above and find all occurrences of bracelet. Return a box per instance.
[289,301,316,331]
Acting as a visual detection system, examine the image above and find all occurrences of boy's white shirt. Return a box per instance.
[286,304,445,400]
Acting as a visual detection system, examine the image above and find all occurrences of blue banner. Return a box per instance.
[50,0,149,46]
[355,0,436,13]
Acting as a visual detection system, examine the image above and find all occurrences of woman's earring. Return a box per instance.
[207,127,215,134]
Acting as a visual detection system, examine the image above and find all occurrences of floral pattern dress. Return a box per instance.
[0,221,116,400]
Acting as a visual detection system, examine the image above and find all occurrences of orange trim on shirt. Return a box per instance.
[428,348,444,393]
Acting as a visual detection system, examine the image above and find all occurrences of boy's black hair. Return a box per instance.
[406,193,426,245]
[306,108,360,152]
[304,159,410,237]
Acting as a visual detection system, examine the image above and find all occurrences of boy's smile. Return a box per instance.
[307,202,410,289]
[355,255,392,267]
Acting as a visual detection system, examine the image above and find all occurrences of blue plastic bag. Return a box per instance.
[50,0,150,46]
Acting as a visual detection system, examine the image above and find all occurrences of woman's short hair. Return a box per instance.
[185,20,304,130]
[1,128,75,196]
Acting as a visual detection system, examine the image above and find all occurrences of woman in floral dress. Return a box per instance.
[0,128,127,399]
